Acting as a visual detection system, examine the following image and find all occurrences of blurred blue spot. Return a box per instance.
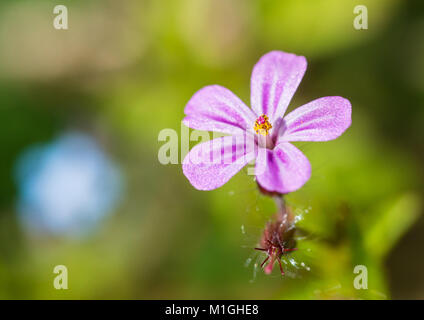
[14,132,124,236]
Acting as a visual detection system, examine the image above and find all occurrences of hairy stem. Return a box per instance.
[274,195,285,217]
[273,195,292,225]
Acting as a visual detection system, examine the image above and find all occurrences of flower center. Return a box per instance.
[254,114,272,136]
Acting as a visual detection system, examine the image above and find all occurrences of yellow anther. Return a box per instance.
[254,114,272,136]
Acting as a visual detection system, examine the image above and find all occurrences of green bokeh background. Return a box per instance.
[0,0,423,299]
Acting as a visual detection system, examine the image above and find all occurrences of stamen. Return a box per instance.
[254,114,272,136]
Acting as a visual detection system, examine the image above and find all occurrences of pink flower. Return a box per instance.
[182,51,351,194]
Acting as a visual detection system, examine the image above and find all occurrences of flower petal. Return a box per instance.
[250,51,307,123]
[255,143,311,194]
[183,85,256,135]
[183,135,256,190]
[280,96,352,142]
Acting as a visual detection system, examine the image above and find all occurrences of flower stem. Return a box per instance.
[273,195,292,226]
[274,195,285,218]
